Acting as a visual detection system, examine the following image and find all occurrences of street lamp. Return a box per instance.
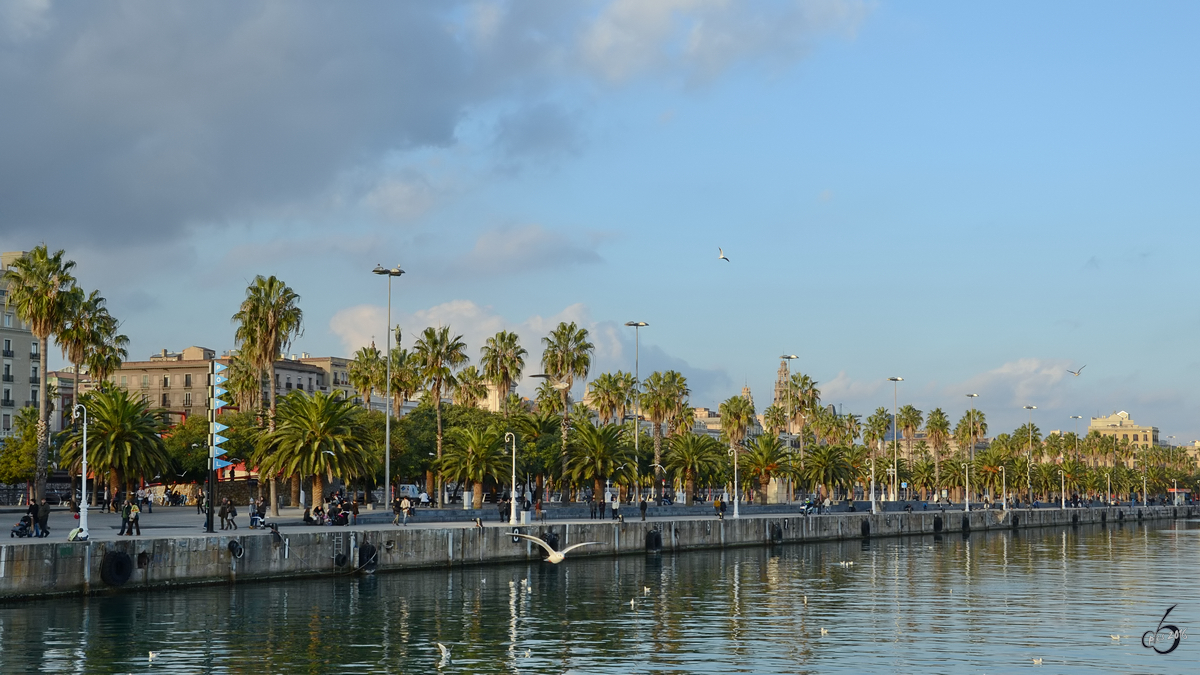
[625,321,649,496]
[962,462,970,512]
[1059,469,1066,509]
[965,394,979,462]
[504,432,518,524]
[999,465,1006,510]
[373,263,404,506]
[1069,415,1083,462]
[729,441,741,519]
[889,377,903,502]
[1023,405,1037,503]
[71,403,89,539]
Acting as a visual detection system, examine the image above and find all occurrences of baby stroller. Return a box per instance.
[11,515,32,538]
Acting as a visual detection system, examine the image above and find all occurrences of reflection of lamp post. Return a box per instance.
[504,432,518,524]
[373,263,404,505]
[1023,405,1037,502]
[999,465,1006,510]
[962,463,970,512]
[1059,469,1066,509]
[71,403,89,539]
[624,321,649,495]
[889,377,903,502]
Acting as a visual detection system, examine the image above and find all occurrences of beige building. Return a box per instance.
[1,251,38,440]
[1089,411,1158,449]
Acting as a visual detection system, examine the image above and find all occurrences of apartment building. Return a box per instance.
[1089,411,1159,449]
[0,251,38,440]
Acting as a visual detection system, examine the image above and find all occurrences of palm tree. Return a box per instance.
[864,407,891,501]
[348,344,385,409]
[566,420,632,501]
[924,408,950,494]
[58,288,109,388]
[257,390,373,504]
[664,432,722,505]
[785,373,820,456]
[762,405,787,436]
[388,346,424,417]
[641,370,688,499]
[897,404,923,462]
[453,366,488,408]
[480,330,526,417]
[800,445,852,501]
[231,275,303,516]
[587,372,621,425]
[3,245,76,501]
[224,352,261,412]
[59,387,171,499]
[540,321,594,502]
[440,426,508,508]
[719,394,756,509]
[414,325,469,507]
[85,320,129,386]
[742,434,792,504]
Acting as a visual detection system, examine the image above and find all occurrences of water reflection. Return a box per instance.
[1,520,1196,673]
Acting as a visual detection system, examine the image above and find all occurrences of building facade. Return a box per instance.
[1089,411,1158,449]
[0,251,38,440]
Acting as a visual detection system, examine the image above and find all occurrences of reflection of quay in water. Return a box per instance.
[1,520,1196,673]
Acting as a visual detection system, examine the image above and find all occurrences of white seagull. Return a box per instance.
[148,651,159,662]
[436,642,452,665]
[643,586,650,595]
[513,533,602,564]
[718,247,730,262]
[1067,365,1086,377]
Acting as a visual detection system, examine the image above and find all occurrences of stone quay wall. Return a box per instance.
[0,505,1188,601]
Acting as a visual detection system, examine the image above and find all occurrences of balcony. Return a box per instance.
[0,399,14,408]
[29,353,38,360]
[1,374,12,382]
[29,376,39,385]
[24,400,38,409]
[1,350,12,358]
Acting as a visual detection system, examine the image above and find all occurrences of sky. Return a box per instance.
[2,1,1198,441]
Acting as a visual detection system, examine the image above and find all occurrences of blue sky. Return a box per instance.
[2,1,1198,440]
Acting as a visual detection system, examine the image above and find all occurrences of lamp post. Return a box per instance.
[780,354,797,504]
[1059,469,1066,509]
[625,321,649,496]
[728,443,742,519]
[1069,415,1082,463]
[504,432,518,524]
[372,264,404,506]
[71,403,89,539]
[999,465,1006,510]
[889,377,903,502]
[1023,405,1036,503]
[962,462,970,512]
[1105,470,1111,506]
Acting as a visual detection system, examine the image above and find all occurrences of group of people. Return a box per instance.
[303,493,359,526]
[23,498,52,537]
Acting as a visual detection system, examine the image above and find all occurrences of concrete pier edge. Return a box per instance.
[0,505,1189,601]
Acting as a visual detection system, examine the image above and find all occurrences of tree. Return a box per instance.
[924,408,950,493]
[664,432,723,505]
[897,404,923,462]
[566,420,631,502]
[587,372,621,426]
[800,445,852,501]
[59,387,171,499]
[440,425,508,508]
[224,352,261,412]
[540,321,594,502]
[388,346,424,418]
[640,370,688,499]
[58,287,113,392]
[0,407,39,486]
[452,366,488,408]
[864,407,891,501]
[231,275,303,516]
[719,394,756,506]
[3,245,77,502]
[480,330,526,418]
[413,325,469,507]
[761,405,787,436]
[257,390,373,504]
[348,344,385,410]
[785,373,820,456]
[742,434,792,504]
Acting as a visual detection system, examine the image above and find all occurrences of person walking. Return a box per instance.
[127,500,141,536]
[351,500,360,525]
[611,494,620,521]
[534,499,544,522]
[391,496,403,525]
[227,499,239,530]
[27,500,42,537]
[589,496,597,520]
[218,499,229,530]
[640,497,648,522]
[400,496,412,526]
[119,498,132,535]
[36,498,50,538]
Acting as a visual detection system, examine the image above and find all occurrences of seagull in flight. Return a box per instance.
[436,642,451,665]
[1067,365,1086,377]
[513,533,602,564]
[718,247,730,262]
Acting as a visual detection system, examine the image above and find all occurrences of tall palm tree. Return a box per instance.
[587,372,621,425]
[388,346,424,417]
[453,366,488,408]
[58,287,107,388]
[3,245,76,501]
[719,394,756,508]
[742,434,792,504]
[800,445,852,501]
[440,425,508,508]
[257,390,373,504]
[785,373,820,456]
[566,420,632,502]
[664,432,722,505]
[414,325,469,507]
[59,387,171,499]
[231,275,303,516]
[924,408,950,494]
[640,370,685,499]
[541,321,594,502]
[864,407,891,500]
[224,352,261,412]
[348,344,385,409]
[897,404,923,462]
[762,405,787,436]
[480,330,526,417]
[85,320,129,386]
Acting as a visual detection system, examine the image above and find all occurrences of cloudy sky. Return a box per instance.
[3,1,1198,440]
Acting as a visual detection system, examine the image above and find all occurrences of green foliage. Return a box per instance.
[0,407,40,484]
[391,402,504,482]
[59,387,171,494]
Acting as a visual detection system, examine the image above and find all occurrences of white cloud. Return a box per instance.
[363,170,440,222]
[0,0,52,42]
[455,224,602,276]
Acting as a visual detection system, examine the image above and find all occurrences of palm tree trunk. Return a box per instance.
[560,395,572,503]
[652,423,662,500]
[685,473,695,505]
[435,397,444,507]
[33,336,50,502]
[313,474,323,506]
[473,482,484,511]
[291,473,300,506]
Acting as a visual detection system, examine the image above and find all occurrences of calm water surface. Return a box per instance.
[2,520,1198,673]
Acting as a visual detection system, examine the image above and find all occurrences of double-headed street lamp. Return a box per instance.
[624,322,649,496]
[373,264,404,506]
[889,377,903,502]
[71,403,90,540]
[1023,405,1036,502]
[504,432,518,524]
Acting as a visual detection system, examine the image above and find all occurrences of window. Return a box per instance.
[30,389,37,403]
[162,375,170,388]
[3,314,11,328]
[184,373,192,388]
[2,338,9,351]
[184,392,192,407]
[31,365,38,378]
[1122,434,1128,440]
[121,375,128,387]
[29,341,36,355]
[1,413,8,430]
[161,393,170,406]
[2,388,9,402]
[308,377,313,391]
[142,375,149,388]
[285,376,292,390]
[2,364,8,376]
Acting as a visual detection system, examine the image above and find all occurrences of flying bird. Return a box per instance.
[630,598,636,609]
[1033,658,1043,665]
[436,642,451,665]
[148,652,159,662]
[1067,365,1086,377]
[513,533,602,564]
[718,247,730,262]
[820,628,829,635]
[643,586,650,595]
